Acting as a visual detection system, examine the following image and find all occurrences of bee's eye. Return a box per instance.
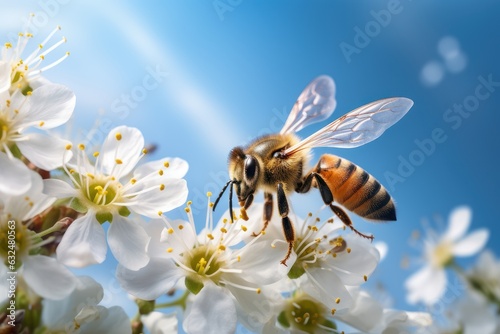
[244,155,258,183]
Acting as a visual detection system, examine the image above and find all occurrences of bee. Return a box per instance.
[213,76,413,265]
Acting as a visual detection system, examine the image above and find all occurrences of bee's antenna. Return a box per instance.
[213,180,232,212]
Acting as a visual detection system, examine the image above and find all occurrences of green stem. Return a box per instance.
[155,290,190,310]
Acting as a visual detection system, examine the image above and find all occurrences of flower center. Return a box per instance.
[0,219,33,268]
[187,245,223,279]
[431,241,453,267]
[280,294,336,334]
[86,180,119,206]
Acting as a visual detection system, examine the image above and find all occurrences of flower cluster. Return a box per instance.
[404,206,499,334]
[1,16,498,334]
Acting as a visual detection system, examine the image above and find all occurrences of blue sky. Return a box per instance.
[1,0,499,330]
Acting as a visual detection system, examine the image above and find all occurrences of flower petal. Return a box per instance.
[452,229,489,257]
[134,157,189,179]
[100,126,144,178]
[108,216,150,270]
[17,133,72,170]
[116,257,182,300]
[22,255,76,300]
[0,152,31,195]
[81,305,132,334]
[56,213,107,267]
[336,289,383,333]
[160,219,197,256]
[304,267,353,310]
[127,178,188,218]
[142,312,178,334]
[231,239,294,285]
[42,276,104,328]
[442,206,472,242]
[22,83,75,128]
[43,178,78,198]
[324,235,380,286]
[0,61,9,93]
[183,283,237,334]
[405,265,447,305]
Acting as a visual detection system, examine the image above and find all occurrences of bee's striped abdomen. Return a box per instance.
[315,154,396,221]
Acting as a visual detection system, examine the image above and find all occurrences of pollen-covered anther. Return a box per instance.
[187,200,192,206]
[4,42,12,48]
[65,144,72,150]
[237,255,241,262]
[207,233,214,240]
[78,143,85,150]
[363,275,368,282]
[38,121,44,127]
[241,225,248,232]
[86,173,95,179]
[331,308,336,315]
[178,224,184,230]
[115,132,122,140]
[347,248,352,254]
[220,227,228,234]
[206,191,212,197]
[159,184,165,191]
[40,55,45,60]
[158,170,164,176]
[218,245,226,251]
[335,297,341,304]
[115,158,123,165]
[256,288,261,294]
[167,228,174,234]
[93,151,99,157]
[164,161,170,168]
[130,178,137,184]
[167,247,173,253]
[142,148,148,154]
[157,211,163,216]
[184,207,190,213]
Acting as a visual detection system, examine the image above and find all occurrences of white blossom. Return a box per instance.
[405,206,489,305]
[117,200,290,334]
[44,125,188,270]
[42,276,131,334]
[0,169,76,300]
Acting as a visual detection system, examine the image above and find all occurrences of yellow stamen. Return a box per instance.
[115,133,122,140]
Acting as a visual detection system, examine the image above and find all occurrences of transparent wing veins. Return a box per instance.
[280,75,337,134]
[284,97,414,155]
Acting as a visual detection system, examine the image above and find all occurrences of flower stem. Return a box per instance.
[155,290,190,310]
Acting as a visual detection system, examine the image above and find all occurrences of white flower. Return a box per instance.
[249,205,380,312]
[467,250,500,304]
[142,312,178,334]
[0,169,76,300]
[44,125,188,270]
[1,20,69,94]
[0,83,75,170]
[434,290,500,334]
[117,200,290,334]
[336,288,432,334]
[405,206,489,305]
[42,276,132,334]
[0,151,32,195]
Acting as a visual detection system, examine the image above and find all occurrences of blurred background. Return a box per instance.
[1,0,499,330]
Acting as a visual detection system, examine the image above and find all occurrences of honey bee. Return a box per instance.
[213,76,413,265]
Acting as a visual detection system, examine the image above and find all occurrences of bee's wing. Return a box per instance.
[280,75,337,134]
[284,97,413,155]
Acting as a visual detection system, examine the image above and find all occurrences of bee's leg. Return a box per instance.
[277,183,294,266]
[329,204,374,241]
[298,172,373,241]
[252,192,273,236]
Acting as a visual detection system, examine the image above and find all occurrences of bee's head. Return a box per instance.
[228,146,260,202]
